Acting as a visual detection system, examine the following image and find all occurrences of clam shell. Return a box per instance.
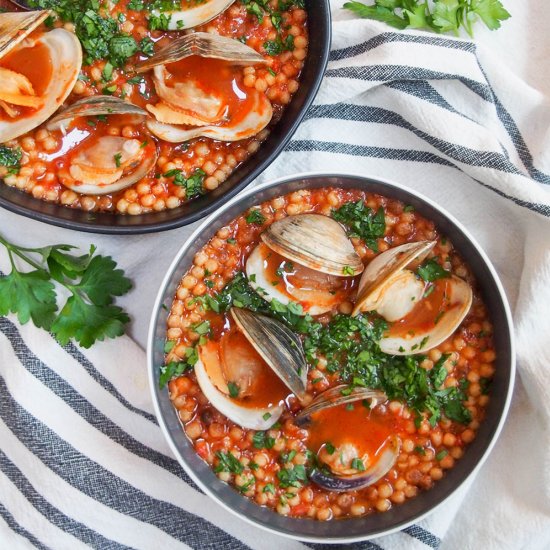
[0,28,82,143]
[47,95,148,131]
[295,385,387,425]
[0,10,50,60]
[146,89,272,143]
[261,214,364,277]
[352,240,436,315]
[230,307,307,400]
[379,275,473,355]
[134,31,266,74]
[194,354,284,430]
[309,436,400,492]
[154,0,236,31]
[60,140,158,196]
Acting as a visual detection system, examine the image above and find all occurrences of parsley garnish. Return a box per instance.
[252,431,276,449]
[164,168,206,199]
[245,209,266,225]
[332,201,386,252]
[417,258,451,282]
[0,235,131,348]
[227,381,240,398]
[214,451,243,474]
[277,465,307,488]
[0,145,22,175]
[343,0,510,37]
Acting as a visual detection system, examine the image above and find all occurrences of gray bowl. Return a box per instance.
[147,173,515,543]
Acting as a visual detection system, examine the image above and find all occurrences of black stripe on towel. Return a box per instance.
[403,524,441,548]
[62,340,158,425]
[285,139,455,166]
[285,140,550,217]
[0,450,131,549]
[384,81,477,124]
[325,65,493,103]
[472,59,550,185]
[0,317,199,491]
[305,103,524,177]
[0,502,49,550]
[0,371,250,550]
[330,31,476,62]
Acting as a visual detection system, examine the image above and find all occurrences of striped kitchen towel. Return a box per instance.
[2,10,550,550]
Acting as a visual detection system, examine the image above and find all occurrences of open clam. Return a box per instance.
[0,10,82,143]
[141,33,272,143]
[46,96,157,196]
[353,241,473,355]
[151,0,236,31]
[296,386,400,492]
[193,308,307,430]
[246,214,364,315]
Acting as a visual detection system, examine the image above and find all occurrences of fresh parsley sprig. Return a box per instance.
[0,235,132,348]
[344,0,511,37]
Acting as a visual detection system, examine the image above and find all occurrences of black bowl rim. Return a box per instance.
[147,172,516,543]
[0,2,332,235]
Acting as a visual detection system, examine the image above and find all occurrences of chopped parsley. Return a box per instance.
[245,209,266,226]
[164,168,206,199]
[277,464,307,488]
[252,431,276,449]
[0,146,22,175]
[332,201,386,252]
[227,381,240,398]
[214,451,244,474]
[417,258,451,282]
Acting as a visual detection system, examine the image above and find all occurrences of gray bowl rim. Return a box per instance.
[147,172,516,543]
[0,0,331,235]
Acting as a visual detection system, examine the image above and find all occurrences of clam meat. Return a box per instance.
[246,214,364,315]
[46,96,157,195]
[353,241,473,355]
[296,386,400,492]
[193,308,307,430]
[142,33,272,143]
[0,11,82,143]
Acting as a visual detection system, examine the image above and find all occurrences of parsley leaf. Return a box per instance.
[215,451,244,474]
[417,258,451,282]
[245,209,266,226]
[344,0,510,36]
[0,234,131,348]
[0,145,22,174]
[332,201,386,251]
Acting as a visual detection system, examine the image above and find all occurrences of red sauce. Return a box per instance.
[307,402,401,458]
[0,38,52,121]
[257,242,356,310]
[388,278,454,337]
[164,55,255,126]
[205,326,290,409]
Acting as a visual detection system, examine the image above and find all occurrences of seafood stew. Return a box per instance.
[0,0,311,220]
[158,182,506,524]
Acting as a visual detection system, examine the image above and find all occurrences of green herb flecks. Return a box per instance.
[0,146,22,175]
[332,200,386,252]
[417,258,451,282]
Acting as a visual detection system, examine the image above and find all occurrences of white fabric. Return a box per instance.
[1,0,550,548]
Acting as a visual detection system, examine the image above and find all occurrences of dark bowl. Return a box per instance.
[147,173,515,542]
[0,2,331,234]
